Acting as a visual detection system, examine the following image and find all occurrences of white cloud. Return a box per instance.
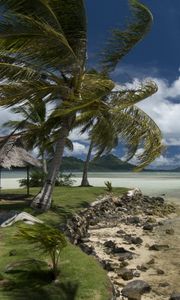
[69,128,89,142]
[116,76,180,146]
[65,142,88,156]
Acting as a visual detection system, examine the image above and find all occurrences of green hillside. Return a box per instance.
[61,154,134,172]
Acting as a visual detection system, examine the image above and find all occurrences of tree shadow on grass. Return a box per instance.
[50,200,90,225]
[2,269,79,300]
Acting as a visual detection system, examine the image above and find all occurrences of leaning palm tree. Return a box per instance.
[3,99,73,175]
[3,99,49,174]
[78,82,163,187]
[0,0,161,210]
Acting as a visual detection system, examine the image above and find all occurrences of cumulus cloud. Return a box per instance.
[69,128,89,142]
[65,142,88,156]
[116,76,180,146]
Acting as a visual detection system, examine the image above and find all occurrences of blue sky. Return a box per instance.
[80,0,180,169]
[0,0,180,169]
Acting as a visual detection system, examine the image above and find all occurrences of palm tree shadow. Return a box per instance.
[50,201,90,225]
[2,269,79,300]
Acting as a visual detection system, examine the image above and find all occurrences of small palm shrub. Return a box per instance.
[19,171,75,187]
[19,170,45,187]
[55,173,76,187]
[16,223,67,279]
[104,181,113,192]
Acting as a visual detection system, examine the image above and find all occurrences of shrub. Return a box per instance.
[104,181,113,192]
[16,223,67,279]
[19,171,76,187]
[55,173,76,187]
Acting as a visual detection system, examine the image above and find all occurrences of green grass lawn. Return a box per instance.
[0,186,127,300]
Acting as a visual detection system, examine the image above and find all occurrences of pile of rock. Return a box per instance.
[64,189,175,246]
[64,189,176,300]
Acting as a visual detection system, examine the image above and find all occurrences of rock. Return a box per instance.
[119,268,134,281]
[157,269,165,275]
[133,271,141,278]
[149,244,169,251]
[143,223,154,231]
[125,188,142,199]
[116,229,126,235]
[120,261,129,268]
[9,249,17,256]
[146,217,156,223]
[123,235,143,245]
[80,237,90,243]
[137,264,149,272]
[147,258,155,265]
[79,244,94,255]
[113,247,134,261]
[129,247,136,251]
[104,240,116,249]
[159,282,169,288]
[127,216,140,225]
[158,221,164,226]
[101,260,114,272]
[131,237,143,245]
[169,292,180,300]
[166,228,174,235]
[118,252,133,261]
[122,280,151,300]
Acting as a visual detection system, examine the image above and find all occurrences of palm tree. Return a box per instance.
[78,82,163,187]
[0,0,161,210]
[3,99,49,174]
[3,99,74,175]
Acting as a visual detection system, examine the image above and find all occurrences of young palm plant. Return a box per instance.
[0,0,162,210]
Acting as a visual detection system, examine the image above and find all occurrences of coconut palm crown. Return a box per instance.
[0,0,163,210]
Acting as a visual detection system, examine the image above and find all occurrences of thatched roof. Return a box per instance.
[0,134,41,169]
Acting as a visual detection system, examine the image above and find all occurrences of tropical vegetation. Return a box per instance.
[0,186,127,300]
[0,0,163,210]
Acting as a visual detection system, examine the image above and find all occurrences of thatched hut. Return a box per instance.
[0,133,41,195]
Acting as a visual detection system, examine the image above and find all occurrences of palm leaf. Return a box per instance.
[100,0,153,72]
[111,106,164,170]
[110,80,158,109]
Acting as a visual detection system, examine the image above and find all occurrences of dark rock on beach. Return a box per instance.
[170,292,180,300]
[143,223,154,231]
[118,268,134,281]
[149,244,169,251]
[166,228,175,235]
[121,280,151,299]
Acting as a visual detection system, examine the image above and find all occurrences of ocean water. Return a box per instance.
[1,171,180,202]
[73,172,180,202]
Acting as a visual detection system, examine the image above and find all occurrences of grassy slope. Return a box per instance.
[0,187,127,300]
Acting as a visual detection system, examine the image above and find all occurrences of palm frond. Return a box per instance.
[110,80,158,109]
[111,105,164,170]
[100,0,153,72]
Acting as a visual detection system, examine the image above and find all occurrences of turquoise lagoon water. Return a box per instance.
[73,172,180,202]
[1,170,180,202]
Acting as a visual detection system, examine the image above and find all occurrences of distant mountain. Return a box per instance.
[61,154,135,172]
[61,156,84,172]
[170,166,180,172]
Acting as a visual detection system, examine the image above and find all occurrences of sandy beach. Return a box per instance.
[65,190,180,299]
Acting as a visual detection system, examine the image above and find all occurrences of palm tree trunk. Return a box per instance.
[40,149,48,175]
[81,140,93,187]
[31,127,69,211]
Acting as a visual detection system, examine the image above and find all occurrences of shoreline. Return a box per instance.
[65,189,180,300]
